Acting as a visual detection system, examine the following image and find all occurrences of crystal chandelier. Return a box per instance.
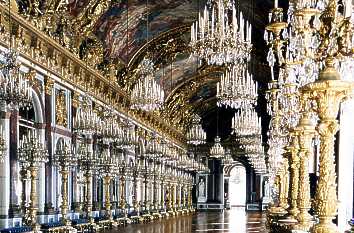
[131,58,164,111]
[18,130,49,168]
[186,114,206,145]
[190,0,252,66]
[116,119,137,149]
[74,104,102,135]
[101,113,120,141]
[232,108,261,137]
[217,64,257,109]
[209,136,225,159]
[0,50,32,108]
[53,140,77,169]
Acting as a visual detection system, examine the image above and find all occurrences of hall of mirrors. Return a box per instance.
[0,0,353,233]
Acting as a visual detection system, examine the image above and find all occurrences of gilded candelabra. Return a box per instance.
[53,140,77,227]
[77,142,97,223]
[302,58,353,233]
[98,147,118,224]
[17,130,48,231]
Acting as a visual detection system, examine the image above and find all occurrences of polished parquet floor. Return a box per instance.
[115,208,267,233]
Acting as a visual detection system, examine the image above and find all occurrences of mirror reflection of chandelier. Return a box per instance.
[0,50,32,108]
[131,58,165,111]
[209,136,225,159]
[186,114,206,145]
[216,64,258,109]
[190,0,252,66]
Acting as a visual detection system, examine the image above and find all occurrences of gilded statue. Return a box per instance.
[55,90,67,127]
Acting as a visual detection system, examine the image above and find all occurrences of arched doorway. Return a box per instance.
[228,166,246,207]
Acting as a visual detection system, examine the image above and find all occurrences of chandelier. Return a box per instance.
[190,0,252,66]
[209,136,225,159]
[131,58,164,111]
[74,104,102,135]
[53,140,77,169]
[116,120,137,149]
[232,108,261,137]
[186,114,206,145]
[0,49,32,109]
[98,148,118,176]
[18,130,48,168]
[217,64,257,109]
[101,113,120,141]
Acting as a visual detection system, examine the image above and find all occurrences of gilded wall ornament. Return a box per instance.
[55,90,67,127]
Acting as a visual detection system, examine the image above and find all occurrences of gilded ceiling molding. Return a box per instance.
[122,25,191,91]
[0,3,185,146]
[127,25,191,68]
[162,74,220,131]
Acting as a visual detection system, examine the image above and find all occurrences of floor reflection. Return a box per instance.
[113,208,267,233]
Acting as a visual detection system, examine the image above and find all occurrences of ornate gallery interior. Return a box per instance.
[0,0,354,232]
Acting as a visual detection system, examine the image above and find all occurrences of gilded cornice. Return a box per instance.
[0,3,185,146]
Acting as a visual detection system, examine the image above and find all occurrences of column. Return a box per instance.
[0,113,10,228]
[44,77,54,214]
[9,110,20,218]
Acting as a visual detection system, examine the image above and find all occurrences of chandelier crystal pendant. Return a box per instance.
[131,58,165,111]
[190,0,252,66]
[217,64,258,109]
[209,136,225,159]
[0,49,32,109]
[186,114,206,145]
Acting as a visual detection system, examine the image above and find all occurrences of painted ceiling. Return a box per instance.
[64,0,274,138]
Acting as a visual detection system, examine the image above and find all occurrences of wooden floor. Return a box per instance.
[113,208,268,233]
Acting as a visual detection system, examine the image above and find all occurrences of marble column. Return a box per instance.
[9,110,20,218]
[0,113,11,228]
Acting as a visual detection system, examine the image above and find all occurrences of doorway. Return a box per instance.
[228,166,246,207]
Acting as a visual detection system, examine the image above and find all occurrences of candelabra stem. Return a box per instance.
[103,175,112,219]
[60,168,70,224]
[28,166,40,231]
[20,168,28,223]
[279,158,289,211]
[287,140,300,221]
[119,175,126,215]
[84,171,93,218]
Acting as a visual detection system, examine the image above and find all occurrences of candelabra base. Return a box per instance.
[311,220,339,233]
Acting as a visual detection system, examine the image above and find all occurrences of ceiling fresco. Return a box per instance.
[63,0,273,138]
[155,53,199,96]
[91,0,202,63]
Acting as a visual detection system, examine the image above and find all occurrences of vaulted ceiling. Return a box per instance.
[38,0,280,142]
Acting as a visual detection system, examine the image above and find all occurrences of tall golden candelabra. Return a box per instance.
[286,133,300,221]
[302,58,353,233]
[296,113,316,230]
[54,140,77,226]
[17,130,48,231]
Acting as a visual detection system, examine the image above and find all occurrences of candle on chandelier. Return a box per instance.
[275,0,278,8]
